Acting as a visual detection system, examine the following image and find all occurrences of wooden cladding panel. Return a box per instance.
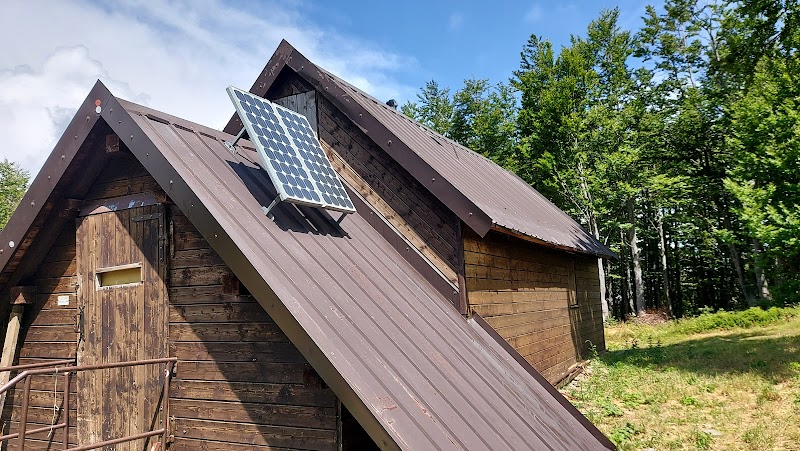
[2,221,78,445]
[168,206,338,450]
[464,230,606,384]
[315,95,461,278]
[172,418,336,450]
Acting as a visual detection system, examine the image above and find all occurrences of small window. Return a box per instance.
[96,263,142,288]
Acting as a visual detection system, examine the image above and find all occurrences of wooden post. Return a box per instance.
[0,287,33,417]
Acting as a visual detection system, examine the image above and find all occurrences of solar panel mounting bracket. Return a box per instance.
[262,194,281,218]
[224,127,246,154]
[336,212,349,225]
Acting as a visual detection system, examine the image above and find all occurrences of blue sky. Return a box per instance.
[302,0,651,97]
[0,0,652,177]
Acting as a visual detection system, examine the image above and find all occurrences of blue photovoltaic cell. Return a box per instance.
[227,86,355,213]
[279,107,355,211]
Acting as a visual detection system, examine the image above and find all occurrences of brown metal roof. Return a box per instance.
[0,82,613,450]
[225,40,615,259]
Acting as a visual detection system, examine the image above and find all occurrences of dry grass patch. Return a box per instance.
[562,309,800,450]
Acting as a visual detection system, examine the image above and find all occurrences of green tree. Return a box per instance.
[400,80,454,136]
[0,160,29,230]
[513,9,647,318]
[726,36,800,302]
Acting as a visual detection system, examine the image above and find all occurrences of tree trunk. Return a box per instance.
[606,258,615,319]
[656,207,673,317]
[728,242,756,306]
[588,217,609,322]
[718,200,756,306]
[621,228,634,316]
[627,198,645,314]
[753,240,772,302]
[578,164,609,322]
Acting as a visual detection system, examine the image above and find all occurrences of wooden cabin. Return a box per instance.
[0,41,614,450]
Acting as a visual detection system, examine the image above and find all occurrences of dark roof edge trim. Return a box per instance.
[491,225,617,259]
[0,80,110,277]
[108,94,402,451]
[225,40,493,237]
[469,312,616,450]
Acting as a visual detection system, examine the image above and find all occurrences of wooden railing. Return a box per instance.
[0,357,177,451]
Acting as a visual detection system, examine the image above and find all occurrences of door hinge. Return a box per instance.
[74,306,85,343]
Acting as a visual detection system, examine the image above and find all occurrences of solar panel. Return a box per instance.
[226,86,356,214]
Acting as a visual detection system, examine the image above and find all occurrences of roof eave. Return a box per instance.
[490,225,617,259]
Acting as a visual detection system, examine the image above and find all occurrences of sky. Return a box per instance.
[0,0,652,178]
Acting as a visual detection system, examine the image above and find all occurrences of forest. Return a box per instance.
[401,0,799,319]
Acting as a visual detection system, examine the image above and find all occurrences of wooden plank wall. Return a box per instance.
[2,222,78,450]
[167,205,339,451]
[2,153,344,450]
[274,91,317,133]
[270,74,462,287]
[464,230,605,383]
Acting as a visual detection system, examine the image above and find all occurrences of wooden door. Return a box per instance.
[76,205,168,450]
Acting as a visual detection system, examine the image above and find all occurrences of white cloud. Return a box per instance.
[0,0,415,177]
[524,4,544,23]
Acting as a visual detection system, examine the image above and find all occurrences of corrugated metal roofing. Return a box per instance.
[110,94,613,450]
[226,40,614,258]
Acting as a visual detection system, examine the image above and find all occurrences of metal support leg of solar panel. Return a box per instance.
[224,128,246,154]
[262,195,281,217]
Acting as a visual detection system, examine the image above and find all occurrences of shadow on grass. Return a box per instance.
[601,330,800,383]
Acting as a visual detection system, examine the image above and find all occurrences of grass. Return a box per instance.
[561,307,800,450]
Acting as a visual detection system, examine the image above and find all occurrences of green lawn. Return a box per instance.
[561,308,800,450]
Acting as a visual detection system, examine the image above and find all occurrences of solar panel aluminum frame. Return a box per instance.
[226,86,356,215]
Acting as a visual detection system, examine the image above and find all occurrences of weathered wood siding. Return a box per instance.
[167,205,339,450]
[573,255,606,358]
[464,230,605,383]
[2,223,79,449]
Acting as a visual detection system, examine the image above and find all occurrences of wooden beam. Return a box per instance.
[0,304,25,415]
[78,192,161,217]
